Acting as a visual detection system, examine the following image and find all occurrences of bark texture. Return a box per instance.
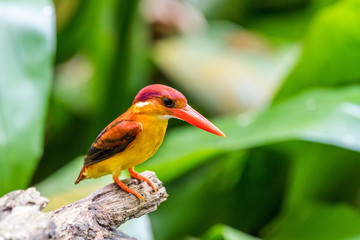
[0,171,168,240]
[0,188,56,240]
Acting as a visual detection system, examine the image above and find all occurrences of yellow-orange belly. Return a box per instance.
[84,117,168,179]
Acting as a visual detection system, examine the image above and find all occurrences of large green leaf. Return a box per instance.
[276,0,360,99]
[255,142,360,239]
[0,1,55,195]
[263,202,360,240]
[37,85,360,202]
[276,142,360,210]
[140,85,360,183]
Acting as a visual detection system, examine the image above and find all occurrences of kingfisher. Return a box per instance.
[75,84,225,200]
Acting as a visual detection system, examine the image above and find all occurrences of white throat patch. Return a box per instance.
[135,101,150,108]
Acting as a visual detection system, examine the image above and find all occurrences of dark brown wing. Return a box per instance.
[84,120,143,166]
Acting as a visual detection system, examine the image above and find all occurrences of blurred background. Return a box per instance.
[1,0,360,239]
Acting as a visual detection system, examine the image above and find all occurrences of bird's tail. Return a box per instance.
[75,165,86,184]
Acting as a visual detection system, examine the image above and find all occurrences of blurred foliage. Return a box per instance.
[276,0,360,99]
[263,202,360,240]
[202,224,261,240]
[0,0,55,194]
[153,22,299,114]
[32,0,151,182]
[2,0,360,239]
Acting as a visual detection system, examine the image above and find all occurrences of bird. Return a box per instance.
[75,84,225,200]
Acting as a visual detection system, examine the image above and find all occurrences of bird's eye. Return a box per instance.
[163,97,175,108]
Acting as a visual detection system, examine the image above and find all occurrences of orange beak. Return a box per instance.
[171,104,226,137]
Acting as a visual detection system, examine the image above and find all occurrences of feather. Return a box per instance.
[84,120,143,166]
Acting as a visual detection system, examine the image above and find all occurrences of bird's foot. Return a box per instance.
[113,176,145,201]
[128,168,157,192]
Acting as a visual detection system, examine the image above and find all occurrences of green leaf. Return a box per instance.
[37,86,360,208]
[262,143,360,240]
[0,1,55,195]
[276,0,360,99]
[263,202,360,240]
[140,85,360,183]
[203,224,261,240]
[275,142,360,210]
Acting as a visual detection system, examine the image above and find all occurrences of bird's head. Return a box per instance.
[132,84,226,137]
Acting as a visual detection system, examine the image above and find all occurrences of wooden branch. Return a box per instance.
[0,188,56,239]
[0,171,168,240]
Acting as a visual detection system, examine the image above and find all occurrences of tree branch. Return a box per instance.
[0,171,168,240]
[0,188,56,240]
